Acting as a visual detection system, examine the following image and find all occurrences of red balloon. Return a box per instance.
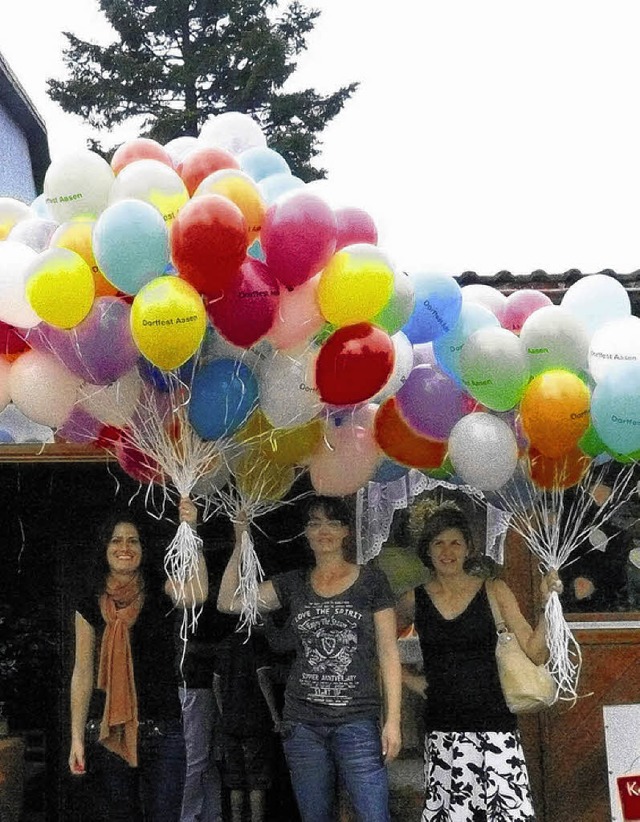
[111,138,174,175]
[374,397,447,468]
[0,320,28,358]
[177,146,239,196]
[315,323,395,405]
[335,207,378,250]
[115,431,165,485]
[171,195,248,297]
[528,446,591,490]
[207,258,279,348]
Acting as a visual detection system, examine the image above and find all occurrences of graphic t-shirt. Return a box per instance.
[271,564,394,724]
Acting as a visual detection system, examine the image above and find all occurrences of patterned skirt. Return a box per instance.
[422,730,536,821]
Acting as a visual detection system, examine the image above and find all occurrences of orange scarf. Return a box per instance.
[97,574,143,767]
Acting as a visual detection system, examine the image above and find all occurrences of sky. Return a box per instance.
[3,1,640,277]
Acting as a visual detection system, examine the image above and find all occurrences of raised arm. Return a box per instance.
[165,497,209,608]
[374,607,402,762]
[69,612,96,775]
[217,514,281,614]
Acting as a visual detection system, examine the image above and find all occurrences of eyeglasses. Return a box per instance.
[305,519,346,531]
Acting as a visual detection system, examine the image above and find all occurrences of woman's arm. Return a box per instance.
[165,497,209,607]
[217,515,281,614]
[374,607,402,762]
[69,612,95,775]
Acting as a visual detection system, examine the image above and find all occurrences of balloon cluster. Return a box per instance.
[0,112,637,504]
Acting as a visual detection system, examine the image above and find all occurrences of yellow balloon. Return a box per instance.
[130,276,206,370]
[234,448,295,501]
[50,220,118,297]
[318,244,394,327]
[26,248,95,328]
[195,169,266,243]
[267,418,325,465]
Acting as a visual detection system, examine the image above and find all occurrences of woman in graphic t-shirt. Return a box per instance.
[218,495,402,822]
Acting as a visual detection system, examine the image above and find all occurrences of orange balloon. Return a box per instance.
[111,138,174,175]
[374,397,447,469]
[177,146,239,196]
[520,369,590,458]
[50,220,118,297]
[528,446,591,490]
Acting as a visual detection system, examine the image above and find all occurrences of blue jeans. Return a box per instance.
[179,687,222,822]
[282,718,390,822]
[92,719,187,821]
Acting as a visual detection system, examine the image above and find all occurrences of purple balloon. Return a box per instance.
[396,364,467,441]
[27,297,139,385]
[57,407,103,444]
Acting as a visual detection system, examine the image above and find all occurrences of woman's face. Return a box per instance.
[428,527,468,576]
[305,507,349,557]
[106,522,142,575]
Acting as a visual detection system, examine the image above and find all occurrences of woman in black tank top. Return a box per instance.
[397,504,561,821]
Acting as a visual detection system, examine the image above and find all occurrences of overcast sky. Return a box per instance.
[3,1,640,276]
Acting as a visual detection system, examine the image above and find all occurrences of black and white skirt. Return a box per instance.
[422,730,536,821]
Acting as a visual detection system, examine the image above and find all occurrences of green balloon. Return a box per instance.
[460,327,530,412]
[578,425,607,457]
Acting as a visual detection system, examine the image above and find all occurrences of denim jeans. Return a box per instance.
[282,718,390,822]
[179,687,222,822]
[92,718,187,822]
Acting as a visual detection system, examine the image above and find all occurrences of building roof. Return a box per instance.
[0,52,49,190]
[457,268,640,301]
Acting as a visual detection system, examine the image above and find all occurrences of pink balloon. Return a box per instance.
[261,192,337,288]
[207,258,279,348]
[309,410,380,495]
[502,289,553,334]
[267,274,325,350]
[334,207,378,250]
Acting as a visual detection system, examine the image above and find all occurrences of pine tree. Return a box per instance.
[47,0,357,180]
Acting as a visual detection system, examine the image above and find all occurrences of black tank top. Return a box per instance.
[415,582,517,732]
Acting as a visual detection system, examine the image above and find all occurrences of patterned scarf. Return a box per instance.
[97,573,143,767]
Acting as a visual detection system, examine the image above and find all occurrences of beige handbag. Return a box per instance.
[486,583,557,714]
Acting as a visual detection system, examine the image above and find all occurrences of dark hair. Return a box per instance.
[417,506,499,578]
[303,495,352,527]
[89,510,158,597]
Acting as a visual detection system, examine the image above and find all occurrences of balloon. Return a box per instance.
[318,244,394,327]
[8,217,58,252]
[412,341,438,368]
[0,321,28,358]
[561,273,631,337]
[93,199,170,294]
[108,159,189,224]
[502,289,553,334]
[0,357,10,412]
[0,241,41,328]
[519,305,589,376]
[192,459,230,496]
[235,448,296,501]
[9,350,82,427]
[29,296,141,384]
[374,397,447,469]
[448,413,519,491]
[247,239,266,261]
[177,146,239,196]
[194,168,266,243]
[588,316,640,383]
[258,347,322,428]
[334,207,378,249]
[459,327,529,411]
[0,197,31,239]
[199,111,267,155]
[171,194,248,297]
[258,172,305,204]
[372,268,415,336]
[206,258,279,348]
[266,273,325,351]
[578,425,608,458]
[528,446,591,490]
[111,138,174,175]
[261,192,337,289]
[56,407,103,445]
[43,150,115,222]
[131,277,206,370]
[25,248,95,328]
[372,331,414,403]
[520,369,591,458]
[78,368,143,428]
[30,194,52,220]
[309,410,380,495]
[236,409,324,466]
[401,271,463,344]
[50,220,118,297]
[433,302,500,382]
[315,323,395,405]
[239,146,290,182]
[372,459,410,483]
[461,284,507,324]
[163,135,200,166]
[115,432,165,485]
[591,363,640,456]
[188,358,258,439]
[396,363,468,441]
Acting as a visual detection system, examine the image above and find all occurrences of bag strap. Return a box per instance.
[485,581,508,634]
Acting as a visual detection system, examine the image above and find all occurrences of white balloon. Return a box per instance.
[519,305,589,376]
[0,197,31,236]
[373,331,414,403]
[108,159,188,222]
[258,347,322,428]
[561,273,631,337]
[461,284,508,324]
[78,368,143,427]
[0,241,41,328]
[199,112,267,155]
[44,150,115,222]
[8,217,59,252]
[0,357,11,412]
[588,316,640,383]
[163,135,200,165]
[9,350,82,427]
[448,413,518,491]
[192,461,230,497]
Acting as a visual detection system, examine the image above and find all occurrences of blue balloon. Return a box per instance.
[401,272,463,344]
[372,459,410,483]
[138,356,196,392]
[258,173,305,205]
[239,147,290,182]
[591,363,640,456]
[93,199,170,294]
[247,239,266,262]
[188,359,258,440]
[433,302,500,382]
